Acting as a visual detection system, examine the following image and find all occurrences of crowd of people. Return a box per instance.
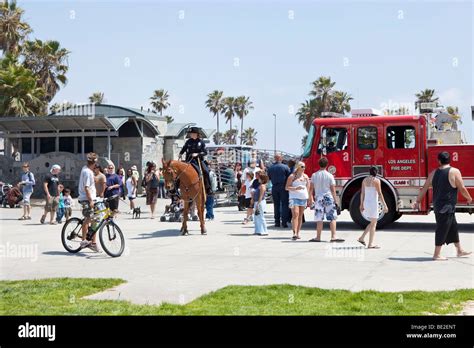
[9,135,472,259]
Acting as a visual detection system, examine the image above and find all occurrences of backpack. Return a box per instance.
[28,172,35,187]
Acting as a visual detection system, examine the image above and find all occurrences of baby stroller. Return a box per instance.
[160,189,184,222]
[0,182,12,207]
[5,186,22,208]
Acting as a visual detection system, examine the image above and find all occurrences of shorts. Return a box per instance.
[146,188,158,205]
[22,191,32,205]
[107,196,119,211]
[128,196,136,201]
[289,198,307,208]
[314,193,337,222]
[435,213,459,246]
[79,201,94,218]
[44,196,59,212]
[244,197,252,208]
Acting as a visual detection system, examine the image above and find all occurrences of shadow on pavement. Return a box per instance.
[43,250,87,257]
[388,257,434,262]
[132,229,183,239]
[299,221,473,233]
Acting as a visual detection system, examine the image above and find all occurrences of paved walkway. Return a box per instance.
[1,197,473,306]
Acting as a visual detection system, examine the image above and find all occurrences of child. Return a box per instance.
[242,171,255,224]
[56,184,65,223]
[253,172,269,236]
[63,188,73,221]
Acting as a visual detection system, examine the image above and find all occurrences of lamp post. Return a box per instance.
[273,113,277,154]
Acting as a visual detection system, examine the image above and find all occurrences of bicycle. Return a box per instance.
[61,195,125,257]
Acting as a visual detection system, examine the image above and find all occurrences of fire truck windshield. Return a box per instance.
[302,125,315,157]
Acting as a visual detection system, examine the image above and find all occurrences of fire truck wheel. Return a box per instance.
[349,190,395,229]
[393,212,403,222]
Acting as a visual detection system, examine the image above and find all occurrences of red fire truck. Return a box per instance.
[302,113,474,228]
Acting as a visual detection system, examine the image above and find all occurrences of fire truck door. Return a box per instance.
[383,124,419,179]
[353,125,381,170]
[319,127,351,178]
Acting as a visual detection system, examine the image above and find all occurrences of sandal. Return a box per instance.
[292,235,297,240]
[330,238,345,243]
[40,215,46,224]
[367,245,381,249]
[309,238,322,242]
[357,239,366,246]
[18,216,26,220]
[457,251,472,257]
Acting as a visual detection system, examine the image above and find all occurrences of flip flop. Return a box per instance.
[433,256,448,261]
[357,239,366,246]
[18,216,26,220]
[309,238,322,242]
[457,251,472,257]
[330,239,345,243]
[367,245,381,249]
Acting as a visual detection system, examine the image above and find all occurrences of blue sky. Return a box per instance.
[20,0,473,154]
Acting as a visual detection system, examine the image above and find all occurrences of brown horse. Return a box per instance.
[161,159,207,235]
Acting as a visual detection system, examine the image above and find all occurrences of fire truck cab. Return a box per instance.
[302,113,474,228]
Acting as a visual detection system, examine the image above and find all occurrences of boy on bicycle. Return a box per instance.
[78,153,99,252]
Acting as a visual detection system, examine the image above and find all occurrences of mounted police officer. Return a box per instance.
[179,127,212,195]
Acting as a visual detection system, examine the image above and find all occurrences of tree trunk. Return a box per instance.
[216,113,220,144]
[240,116,244,145]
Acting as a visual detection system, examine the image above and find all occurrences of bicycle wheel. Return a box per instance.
[99,220,125,257]
[61,217,84,253]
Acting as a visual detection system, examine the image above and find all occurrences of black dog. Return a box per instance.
[132,207,141,219]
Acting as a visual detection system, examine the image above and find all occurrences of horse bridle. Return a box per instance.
[167,160,203,202]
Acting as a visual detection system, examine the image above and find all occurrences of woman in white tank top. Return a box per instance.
[285,161,310,240]
[357,166,388,249]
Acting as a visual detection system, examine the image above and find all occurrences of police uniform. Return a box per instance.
[179,127,212,194]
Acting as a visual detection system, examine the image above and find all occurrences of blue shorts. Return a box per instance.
[289,198,307,208]
[314,193,337,222]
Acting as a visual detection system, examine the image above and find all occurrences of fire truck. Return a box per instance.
[302,109,474,228]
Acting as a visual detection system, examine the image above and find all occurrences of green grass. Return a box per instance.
[0,278,472,315]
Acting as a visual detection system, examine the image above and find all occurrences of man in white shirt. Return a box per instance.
[78,153,99,252]
[243,158,261,177]
[308,157,344,243]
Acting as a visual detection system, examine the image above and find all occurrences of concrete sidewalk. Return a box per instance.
[0,197,473,305]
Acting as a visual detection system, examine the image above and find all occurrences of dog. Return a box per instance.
[132,207,141,219]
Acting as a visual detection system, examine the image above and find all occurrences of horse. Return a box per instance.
[161,159,207,235]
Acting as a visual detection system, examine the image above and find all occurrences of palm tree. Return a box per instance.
[89,92,104,104]
[331,91,353,114]
[222,129,238,145]
[234,96,254,144]
[415,89,439,113]
[0,55,45,116]
[49,101,74,114]
[222,96,236,132]
[205,90,224,144]
[212,132,223,145]
[310,76,336,113]
[296,99,319,132]
[150,89,170,116]
[22,39,69,104]
[0,0,32,55]
[240,127,258,146]
[165,115,174,124]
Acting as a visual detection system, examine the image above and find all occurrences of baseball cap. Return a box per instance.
[50,164,61,173]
